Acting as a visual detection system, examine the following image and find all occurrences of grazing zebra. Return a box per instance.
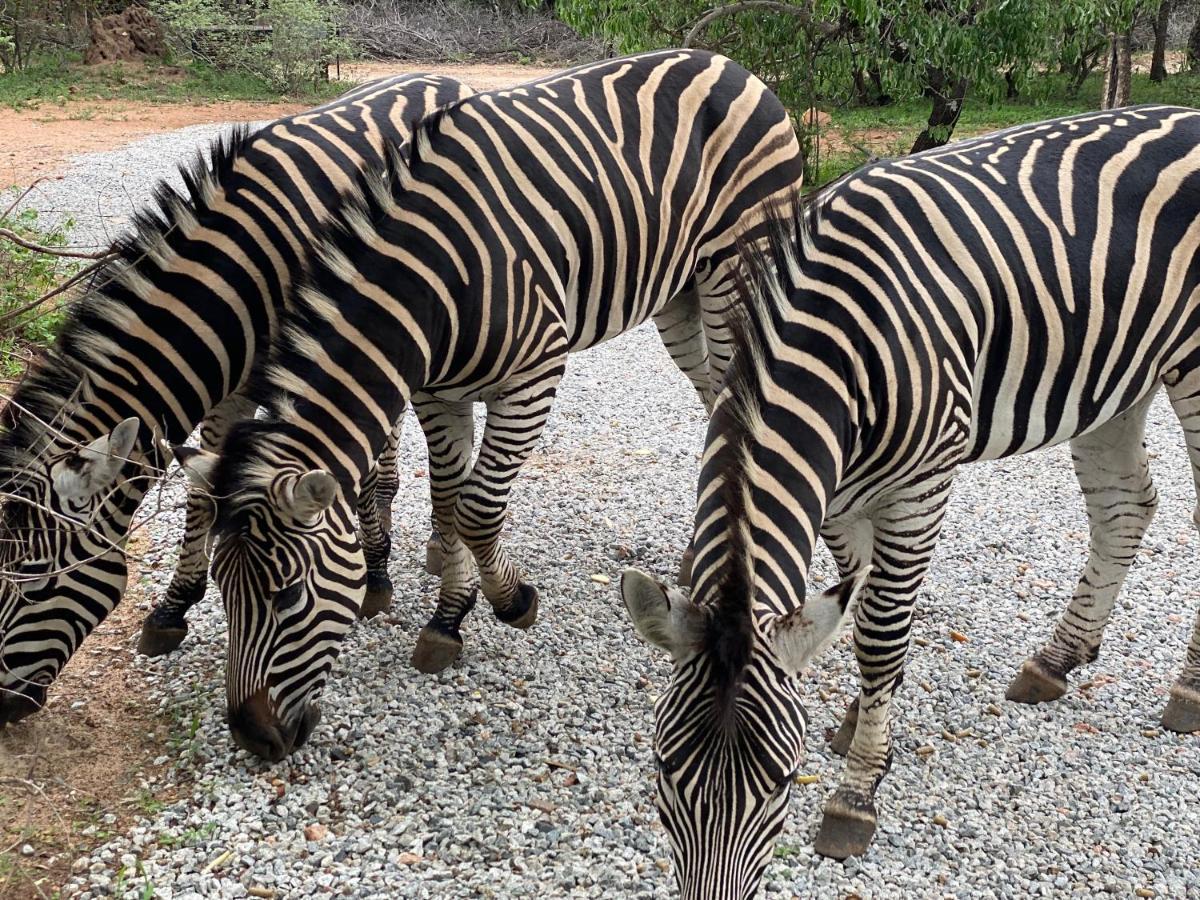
[0,73,473,726]
[173,49,804,760]
[620,103,1200,895]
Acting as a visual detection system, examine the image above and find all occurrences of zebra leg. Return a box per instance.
[458,365,565,628]
[410,398,477,674]
[821,516,876,756]
[653,287,713,588]
[815,483,950,860]
[138,392,257,657]
[1007,394,1157,704]
[1163,373,1200,732]
[356,412,406,618]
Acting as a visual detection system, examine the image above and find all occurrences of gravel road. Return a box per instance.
[12,119,1200,900]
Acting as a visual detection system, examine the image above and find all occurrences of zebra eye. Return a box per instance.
[272,582,304,611]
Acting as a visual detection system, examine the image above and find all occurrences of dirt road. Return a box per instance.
[0,60,561,189]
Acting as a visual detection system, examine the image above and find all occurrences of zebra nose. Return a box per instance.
[0,681,47,726]
[228,690,294,762]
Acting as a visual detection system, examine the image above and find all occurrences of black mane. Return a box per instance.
[0,125,258,476]
[701,188,822,718]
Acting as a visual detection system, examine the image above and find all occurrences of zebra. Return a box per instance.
[171,49,805,760]
[0,73,474,726]
[619,103,1200,895]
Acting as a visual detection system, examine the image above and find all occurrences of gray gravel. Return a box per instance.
[16,126,1200,899]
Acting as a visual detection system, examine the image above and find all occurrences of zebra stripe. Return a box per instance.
[0,74,472,726]
[199,49,803,758]
[624,104,1200,895]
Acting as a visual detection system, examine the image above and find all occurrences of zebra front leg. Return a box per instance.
[357,412,407,618]
[138,392,257,656]
[1007,394,1157,704]
[815,485,948,860]
[821,516,876,756]
[410,398,477,674]
[1161,373,1200,732]
[653,288,712,587]
[458,364,565,628]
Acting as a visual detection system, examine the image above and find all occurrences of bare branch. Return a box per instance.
[0,226,111,260]
[684,1,837,48]
[0,254,117,331]
[1,177,54,221]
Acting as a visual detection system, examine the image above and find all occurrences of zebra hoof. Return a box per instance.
[495,582,539,630]
[137,615,188,657]
[425,535,444,576]
[1162,684,1200,733]
[1005,657,1068,705]
[677,547,694,588]
[813,794,877,860]
[360,572,394,619]
[411,625,463,674]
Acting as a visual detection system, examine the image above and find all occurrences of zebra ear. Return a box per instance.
[52,416,141,502]
[771,566,871,675]
[621,569,705,663]
[170,445,220,491]
[284,470,339,523]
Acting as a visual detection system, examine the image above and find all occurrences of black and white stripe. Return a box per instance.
[195,49,804,759]
[0,74,472,725]
[623,104,1200,896]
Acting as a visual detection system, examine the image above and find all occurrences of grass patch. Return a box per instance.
[810,70,1200,187]
[0,55,354,110]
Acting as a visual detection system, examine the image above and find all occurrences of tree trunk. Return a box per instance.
[1189,9,1200,71]
[910,70,968,154]
[1101,32,1132,109]
[1151,0,1171,82]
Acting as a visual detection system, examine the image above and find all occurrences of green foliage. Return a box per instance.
[152,0,349,93]
[0,208,76,377]
[559,0,1165,181]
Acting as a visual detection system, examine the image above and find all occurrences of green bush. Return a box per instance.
[0,209,78,377]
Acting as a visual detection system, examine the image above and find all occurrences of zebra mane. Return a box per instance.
[0,125,258,475]
[701,189,820,715]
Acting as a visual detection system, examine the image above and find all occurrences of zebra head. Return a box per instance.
[177,445,365,762]
[620,567,868,898]
[0,415,143,725]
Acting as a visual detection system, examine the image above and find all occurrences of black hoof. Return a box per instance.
[830,713,857,757]
[425,535,443,576]
[495,582,539,630]
[137,611,189,657]
[814,795,878,860]
[411,623,464,674]
[360,571,394,619]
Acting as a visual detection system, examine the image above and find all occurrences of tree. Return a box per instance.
[1150,0,1171,83]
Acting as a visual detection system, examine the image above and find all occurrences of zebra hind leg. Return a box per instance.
[138,392,257,656]
[1162,372,1200,732]
[815,484,949,861]
[410,398,477,674]
[1007,394,1157,705]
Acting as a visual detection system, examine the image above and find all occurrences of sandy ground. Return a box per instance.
[0,60,561,189]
